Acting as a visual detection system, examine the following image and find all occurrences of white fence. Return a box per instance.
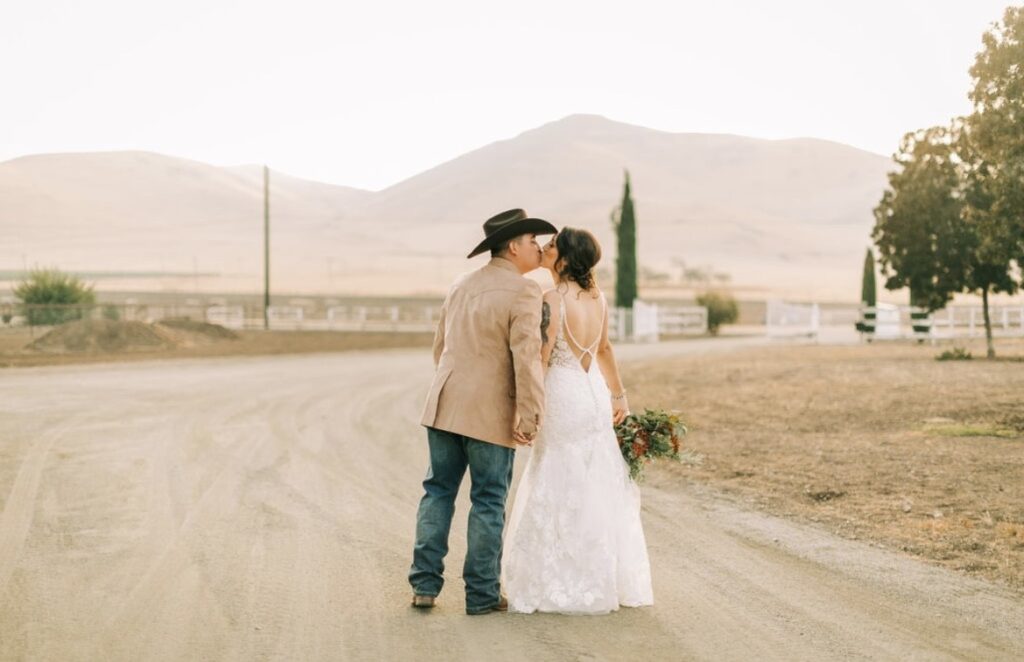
[325,305,440,332]
[609,301,708,342]
[267,306,305,330]
[658,305,710,336]
[205,305,246,329]
[931,305,1024,338]
[0,299,718,341]
[766,300,820,338]
[857,304,1024,340]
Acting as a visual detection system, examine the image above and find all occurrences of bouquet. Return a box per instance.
[614,408,688,481]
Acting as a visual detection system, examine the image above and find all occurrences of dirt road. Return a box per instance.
[1,344,1022,661]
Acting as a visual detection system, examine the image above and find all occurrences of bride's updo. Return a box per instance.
[555,227,601,291]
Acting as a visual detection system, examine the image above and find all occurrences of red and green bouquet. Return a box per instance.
[614,408,688,481]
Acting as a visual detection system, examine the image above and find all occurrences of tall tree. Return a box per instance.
[612,170,638,308]
[856,248,877,334]
[872,125,973,314]
[861,248,877,308]
[962,6,1024,357]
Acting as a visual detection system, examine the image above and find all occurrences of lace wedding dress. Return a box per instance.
[502,294,654,614]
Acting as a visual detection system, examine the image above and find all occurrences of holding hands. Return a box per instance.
[513,413,538,446]
[513,428,536,446]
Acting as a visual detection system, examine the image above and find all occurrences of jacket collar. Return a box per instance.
[487,256,522,274]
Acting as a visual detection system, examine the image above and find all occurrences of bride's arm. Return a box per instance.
[594,293,629,425]
[539,290,560,373]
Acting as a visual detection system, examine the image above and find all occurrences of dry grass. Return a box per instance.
[624,338,1024,590]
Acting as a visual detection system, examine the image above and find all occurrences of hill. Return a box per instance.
[0,116,892,300]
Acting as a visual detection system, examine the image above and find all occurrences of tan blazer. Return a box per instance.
[420,257,545,448]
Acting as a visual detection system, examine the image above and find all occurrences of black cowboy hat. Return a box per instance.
[467,208,557,259]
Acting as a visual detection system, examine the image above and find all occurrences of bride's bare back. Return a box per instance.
[543,283,607,373]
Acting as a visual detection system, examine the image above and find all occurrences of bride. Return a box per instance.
[502,227,654,614]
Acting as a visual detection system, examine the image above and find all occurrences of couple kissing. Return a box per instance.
[409,208,653,615]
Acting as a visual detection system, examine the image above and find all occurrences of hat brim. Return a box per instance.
[467,218,558,258]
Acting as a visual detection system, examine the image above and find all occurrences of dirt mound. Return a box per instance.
[28,320,176,353]
[26,319,238,354]
[155,318,239,345]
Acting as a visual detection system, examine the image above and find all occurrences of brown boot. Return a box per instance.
[411,594,436,609]
[466,595,507,615]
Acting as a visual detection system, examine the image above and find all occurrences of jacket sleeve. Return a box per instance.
[509,280,545,436]
[431,297,448,367]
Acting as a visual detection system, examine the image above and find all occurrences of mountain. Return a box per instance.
[346,114,891,299]
[0,115,893,300]
[0,151,371,293]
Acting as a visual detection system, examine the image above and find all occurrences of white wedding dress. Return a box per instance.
[502,294,654,614]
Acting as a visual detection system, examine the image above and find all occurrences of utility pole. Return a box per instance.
[263,165,270,330]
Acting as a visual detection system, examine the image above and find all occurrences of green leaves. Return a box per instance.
[696,290,738,335]
[612,170,638,309]
[872,124,971,314]
[861,248,877,308]
[614,408,688,481]
[872,7,1024,358]
[968,7,1024,161]
[14,268,96,326]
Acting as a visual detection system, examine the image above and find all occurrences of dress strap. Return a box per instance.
[560,291,602,358]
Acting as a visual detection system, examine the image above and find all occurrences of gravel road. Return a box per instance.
[1,342,1022,661]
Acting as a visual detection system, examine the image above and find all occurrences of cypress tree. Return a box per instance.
[613,170,638,308]
[861,248,877,307]
[857,247,877,334]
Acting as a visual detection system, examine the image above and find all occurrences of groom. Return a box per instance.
[409,208,557,614]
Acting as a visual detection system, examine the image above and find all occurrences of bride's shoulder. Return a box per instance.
[542,288,562,303]
[541,288,562,321]
[588,286,607,305]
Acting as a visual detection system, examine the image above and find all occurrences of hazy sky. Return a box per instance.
[1,1,1016,190]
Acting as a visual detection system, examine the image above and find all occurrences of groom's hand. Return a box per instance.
[513,428,536,446]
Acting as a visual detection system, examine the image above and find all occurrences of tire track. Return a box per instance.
[0,421,74,597]
[0,403,125,599]
[3,350,1023,661]
[87,394,286,659]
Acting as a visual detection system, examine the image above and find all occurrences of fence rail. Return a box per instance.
[857,304,1024,340]
[0,303,210,329]
[0,302,444,333]
[0,301,711,341]
[766,300,820,338]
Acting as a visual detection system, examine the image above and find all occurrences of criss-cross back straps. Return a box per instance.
[559,292,606,369]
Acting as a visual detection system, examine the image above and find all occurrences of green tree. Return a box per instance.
[696,290,738,335]
[872,124,973,314]
[861,248,877,308]
[612,170,638,308]
[14,268,96,326]
[873,8,1024,358]
[961,6,1024,357]
[856,248,878,334]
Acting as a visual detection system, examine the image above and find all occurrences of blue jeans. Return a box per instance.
[409,427,515,613]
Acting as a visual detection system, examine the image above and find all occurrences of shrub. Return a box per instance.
[697,290,739,335]
[936,347,972,361]
[14,268,96,326]
[855,310,876,334]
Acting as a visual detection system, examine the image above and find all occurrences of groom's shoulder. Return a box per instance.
[464,262,526,290]
[518,277,543,297]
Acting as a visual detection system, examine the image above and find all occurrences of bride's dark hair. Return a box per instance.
[555,227,601,291]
